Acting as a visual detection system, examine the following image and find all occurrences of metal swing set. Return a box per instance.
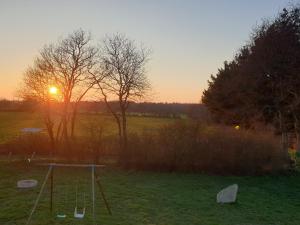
[25,163,112,225]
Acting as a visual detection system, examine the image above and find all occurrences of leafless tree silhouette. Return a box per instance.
[21,29,98,150]
[89,33,150,155]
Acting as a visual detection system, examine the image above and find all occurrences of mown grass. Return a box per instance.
[0,112,177,144]
[1,162,300,225]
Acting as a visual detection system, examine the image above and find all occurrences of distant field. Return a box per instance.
[0,112,178,144]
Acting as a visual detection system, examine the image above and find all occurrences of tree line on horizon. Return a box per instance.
[202,5,300,152]
[0,99,205,119]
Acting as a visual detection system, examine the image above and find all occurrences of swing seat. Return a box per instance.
[56,214,66,218]
[74,207,85,219]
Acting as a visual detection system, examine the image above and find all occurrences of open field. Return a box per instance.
[0,112,178,144]
[1,162,300,225]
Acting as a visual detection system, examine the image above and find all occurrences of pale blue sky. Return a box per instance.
[0,0,293,102]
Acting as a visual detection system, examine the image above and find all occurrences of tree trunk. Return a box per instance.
[55,119,63,143]
[295,130,300,152]
[102,96,122,152]
[116,116,123,157]
[292,113,300,152]
[45,100,55,157]
[45,116,55,156]
[61,96,71,151]
[70,106,77,140]
[121,108,127,153]
[278,111,289,159]
[70,86,92,140]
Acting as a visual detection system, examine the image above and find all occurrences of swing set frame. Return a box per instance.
[25,163,112,225]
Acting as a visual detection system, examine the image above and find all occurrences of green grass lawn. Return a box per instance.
[1,162,300,225]
[0,112,177,144]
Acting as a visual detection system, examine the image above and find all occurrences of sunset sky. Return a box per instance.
[0,0,292,103]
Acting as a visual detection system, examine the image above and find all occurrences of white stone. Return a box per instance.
[17,179,38,189]
[217,184,238,203]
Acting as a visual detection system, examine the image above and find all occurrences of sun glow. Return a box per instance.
[49,86,58,95]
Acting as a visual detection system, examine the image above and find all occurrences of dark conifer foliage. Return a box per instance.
[203,6,300,133]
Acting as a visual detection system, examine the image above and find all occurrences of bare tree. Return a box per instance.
[89,33,150,155]
[20,62,59,153]
[20,29,98,151]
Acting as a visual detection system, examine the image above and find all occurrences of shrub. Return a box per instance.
[3,120,289,175]
[5,133,51,156]
[124,121,288,175]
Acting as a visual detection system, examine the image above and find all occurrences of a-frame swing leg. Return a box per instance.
[50,166,54,212]
[26,165,53,225]
[92,166,95,223]
[94,170,112,215]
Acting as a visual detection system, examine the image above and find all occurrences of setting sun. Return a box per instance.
[49,86,58,95]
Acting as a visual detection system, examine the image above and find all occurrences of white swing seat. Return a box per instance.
[74,207,85,219]
[56,214,66,218]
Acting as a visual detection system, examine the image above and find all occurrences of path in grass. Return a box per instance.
[1,162,300,225]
